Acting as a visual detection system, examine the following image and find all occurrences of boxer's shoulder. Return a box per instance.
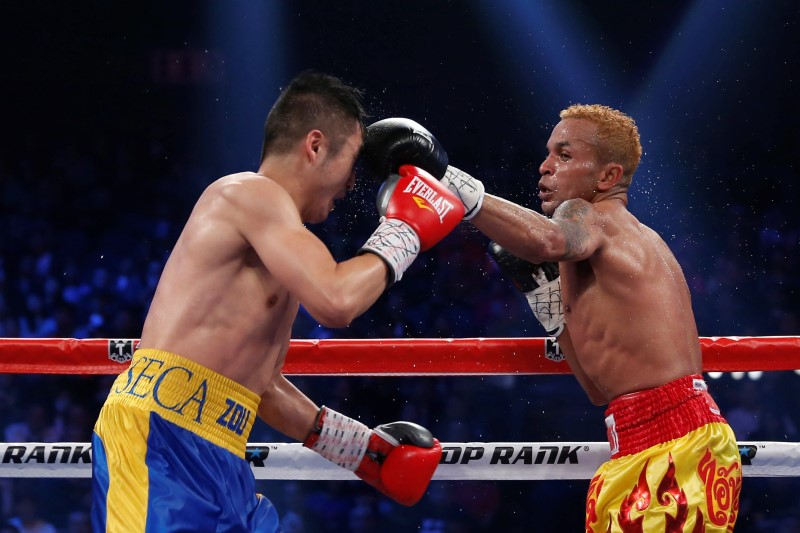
[201,172,295,214]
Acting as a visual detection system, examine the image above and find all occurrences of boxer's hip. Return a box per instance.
[96,348,260,457]
[586,422,741,532]
[92,350,277,532]
[604,374,730,458]
[587,375,741,532]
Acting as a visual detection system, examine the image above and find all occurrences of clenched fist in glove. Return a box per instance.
[358,118,463,284]
[488,241,564,337]
[360,165,463,284]
[361,117,449,181]
[303,406,442,506]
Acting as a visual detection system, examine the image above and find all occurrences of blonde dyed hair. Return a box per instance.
[560,104,642,186]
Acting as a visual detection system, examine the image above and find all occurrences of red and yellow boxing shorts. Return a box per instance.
[91,349,280,532]
[586,375,741,532]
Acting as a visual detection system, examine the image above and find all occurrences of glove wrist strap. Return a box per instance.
[359,218,421,284]
[443,166,485,220]
[524,277,565,337]
[305,406,371,471]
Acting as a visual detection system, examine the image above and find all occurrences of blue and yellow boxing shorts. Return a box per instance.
[586,375,741,532]
[92,349,280,532]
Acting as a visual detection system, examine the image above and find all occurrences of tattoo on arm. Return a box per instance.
[554,200,593,260]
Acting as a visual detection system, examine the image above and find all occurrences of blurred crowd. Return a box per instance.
[1,114,798,532]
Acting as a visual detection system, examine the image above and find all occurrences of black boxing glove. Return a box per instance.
[488,241,564,337]
[361,118,449,182]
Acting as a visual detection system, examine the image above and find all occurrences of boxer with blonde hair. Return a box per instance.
[444,104,741,531]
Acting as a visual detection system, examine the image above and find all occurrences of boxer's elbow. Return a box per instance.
[315,313,355,329]
[518,234,567,264]
[306,291,362,328]
[311,309,356,329]
[532,237,567,263]
[541,224,573,260]
[510,221,568,263]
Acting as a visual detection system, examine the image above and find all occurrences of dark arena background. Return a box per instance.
[1,1,799,531]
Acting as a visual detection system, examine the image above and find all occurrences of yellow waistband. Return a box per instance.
[106,349,260,457]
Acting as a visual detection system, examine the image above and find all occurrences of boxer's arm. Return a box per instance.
[260,220,389,326]
[473,194,605,264]
[257,373,320,441]
[225,177,389,327]
[442,166,605,263]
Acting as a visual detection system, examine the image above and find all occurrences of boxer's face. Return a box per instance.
[538,118,604,216]
[313,122,362,223]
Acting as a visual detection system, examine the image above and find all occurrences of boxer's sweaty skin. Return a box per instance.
[94,76,449,532]
[462,107,740,531]
[139,121,386,438]
[471,117,699,404]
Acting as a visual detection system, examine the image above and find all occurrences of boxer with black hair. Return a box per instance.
[91,72,460,532]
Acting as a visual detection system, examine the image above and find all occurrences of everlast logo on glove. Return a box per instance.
[370,164,463,256]
[402,175,457,224]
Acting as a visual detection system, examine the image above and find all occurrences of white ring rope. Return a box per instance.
[1,441,797,480]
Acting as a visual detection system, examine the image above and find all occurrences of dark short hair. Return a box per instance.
[260,71,366,161]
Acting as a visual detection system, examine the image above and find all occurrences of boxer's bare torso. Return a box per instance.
[137,123,391,438]
[474,117,700,405]
[555,198,701,403]
[139,172,300,395]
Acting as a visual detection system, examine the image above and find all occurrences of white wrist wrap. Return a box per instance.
[442,165,485,220]
[360,218,421,284]
[524,276,565,337]
[309,407,371,471]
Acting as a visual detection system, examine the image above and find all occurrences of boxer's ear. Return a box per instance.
[305,130,324,161]
[597,162,623,190]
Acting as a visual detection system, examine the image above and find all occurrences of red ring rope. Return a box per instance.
[0,336,798,375]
